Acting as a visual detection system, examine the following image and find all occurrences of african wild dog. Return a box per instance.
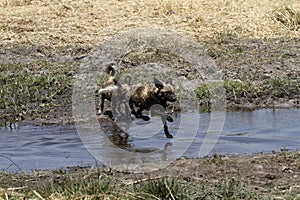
[129,78,177,138]
[97,64,131,119]
[98,65,177,138]
[97,63,117,116]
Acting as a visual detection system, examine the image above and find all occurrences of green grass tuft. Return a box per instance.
[132,177,189,200]
[0,61,76,126]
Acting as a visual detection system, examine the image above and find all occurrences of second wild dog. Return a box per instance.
[97,64,131,119]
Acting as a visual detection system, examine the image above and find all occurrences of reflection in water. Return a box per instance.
[99,116,173,153]
[0,109,299,172]
[99,116,130,148]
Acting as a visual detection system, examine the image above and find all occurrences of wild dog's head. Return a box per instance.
[104,63,116,77]
[102,63,117,88]
[153,77,177,103]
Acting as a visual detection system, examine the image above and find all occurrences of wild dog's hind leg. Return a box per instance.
[100,94,105,114]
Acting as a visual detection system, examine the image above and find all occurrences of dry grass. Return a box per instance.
[272,6,300,31]
[0,0,299,49]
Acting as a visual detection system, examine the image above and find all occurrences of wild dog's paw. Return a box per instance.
[166,133,173,138]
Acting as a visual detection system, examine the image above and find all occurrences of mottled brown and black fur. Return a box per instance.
[98,64,117,115]
[98,65,177,138]
[97,64,131,119]
[129,78,177,138]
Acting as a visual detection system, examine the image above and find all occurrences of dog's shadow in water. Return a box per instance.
[97,115,172,152]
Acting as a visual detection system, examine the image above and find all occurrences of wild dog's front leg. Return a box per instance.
[136,108,150,121]
[134,107,150,121]
[165,112,174,122]
[129,98,150,121]
[150,105,173,137]
[151,104,173,122]
[161,115,173,138]
[129,98,137,116]
[159,104,174,122]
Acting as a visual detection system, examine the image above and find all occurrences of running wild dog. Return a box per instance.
[129,77,177,138]
[98,65,177,138]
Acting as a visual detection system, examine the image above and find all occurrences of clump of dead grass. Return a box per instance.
[0,0,31,6]
[272,6,300,31]
[0,0,299,48]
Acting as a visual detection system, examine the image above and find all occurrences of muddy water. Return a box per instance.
[0,109,299,172]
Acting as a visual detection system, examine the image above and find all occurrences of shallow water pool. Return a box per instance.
[0,109,299,172]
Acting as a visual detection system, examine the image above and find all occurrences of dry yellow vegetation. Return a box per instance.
[0,0,299,48]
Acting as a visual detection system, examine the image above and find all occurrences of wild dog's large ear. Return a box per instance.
[154,77,164,89]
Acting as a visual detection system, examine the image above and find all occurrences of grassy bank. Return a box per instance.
[1,150,299,199]
[1,38,299,126]
[0,61,76,127]
[0,175,262,199]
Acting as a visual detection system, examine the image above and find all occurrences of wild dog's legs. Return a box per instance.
[165,112,174,122]
[124,101,131,117]
[161,115,173,138]
[100,94,105,114]
[100,94,114,119]
[152,104,174,122]
[136,108,150,121]
[129,98,150,121]
[151,104,173,138]
[129,98,136,116]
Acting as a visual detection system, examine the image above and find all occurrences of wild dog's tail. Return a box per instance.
[105,63,116,77]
